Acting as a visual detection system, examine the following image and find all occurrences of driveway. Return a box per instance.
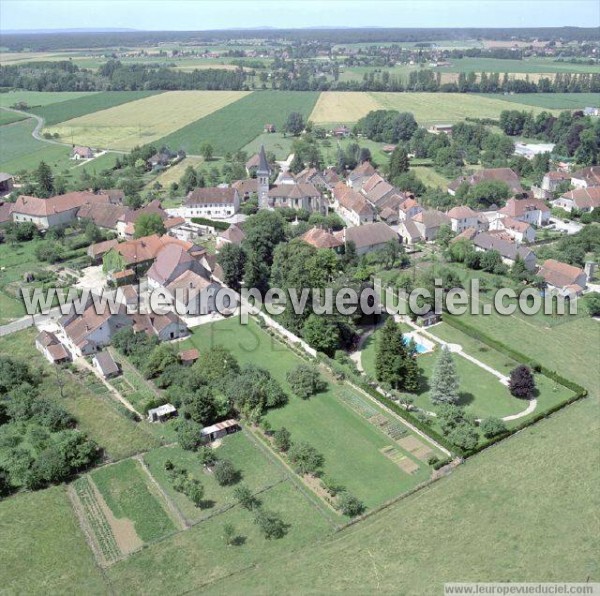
[548,218,583,235]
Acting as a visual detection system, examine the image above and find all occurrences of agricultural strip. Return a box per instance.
[309,91,561,125]
[492,92,600,109]
[0,110,27,126]
[32,90,162,126]
[0,90,98,108]
[91,459,176,543]
[46,90,250,150]
[157,90,319,155]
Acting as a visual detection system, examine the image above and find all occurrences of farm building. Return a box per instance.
[148,403,177,423]
[35,331,70,364]
[200,419,241,443]
[497,197,551,227]
[332,182,375,227]
[472,232,537,270]
[300,226,344,251]
[448,168,523,196]
[92,351,120,379]
[71,146,94,160]
[571,166,600,189]
[0,172,14,195]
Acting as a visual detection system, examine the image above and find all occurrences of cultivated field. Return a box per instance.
[0,90,96,108]
[157,90,319,155]
[32,90,161,126]
[436,56,600,74]
[490,92,600,109]
[309,91,560,125]
[46,90,250,150]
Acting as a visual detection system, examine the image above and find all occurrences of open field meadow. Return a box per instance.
[0,90,97,108]
[205,396,600,594]
[157,91,319,155]
[0,110,27,126]
[490,92,600,109]
[309,91,561,125]
[0,329,161,460]
[32,90,161,126]
[0,118,72,172]
[436,56,600,74]
[46,90,250,150]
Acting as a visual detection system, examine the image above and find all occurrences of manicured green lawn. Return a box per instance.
[181,317,434,508]
[143,432,286,523]
[0,330,161,460]
[91,459,176,543]
[0,486,107,595]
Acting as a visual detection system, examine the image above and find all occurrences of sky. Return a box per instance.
[1,0,599,32]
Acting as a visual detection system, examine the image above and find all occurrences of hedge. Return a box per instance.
[191,217,230,231]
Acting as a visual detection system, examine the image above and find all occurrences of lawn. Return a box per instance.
[0,329,161,460]
[107,479,332,593]
[0,118,72,173]
[32,90,162,126]
[0,486,107,595]
[179,317,435,509]
[46,90,250,151]
[205,396,600,593]
[309,91,559,126]
[158,91,320,155]
[143,432,286,524]
[91,458,176,543]
[412,164,451,189]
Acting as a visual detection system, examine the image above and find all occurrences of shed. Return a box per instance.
[200,419,240,443]
[92,351,120,378]
[147,403,177,423]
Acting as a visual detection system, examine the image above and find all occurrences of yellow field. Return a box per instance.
[144,156,205,189]
[310,92,381,125]
[47,90,250,150]
[310,91,560,125]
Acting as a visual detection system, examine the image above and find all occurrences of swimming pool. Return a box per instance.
[403,335,429,354]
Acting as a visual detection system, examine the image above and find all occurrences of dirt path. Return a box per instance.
[135,454,190,530]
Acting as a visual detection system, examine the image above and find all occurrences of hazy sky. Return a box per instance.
[1,0,599,32]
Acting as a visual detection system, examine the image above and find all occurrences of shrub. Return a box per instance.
[287,441,324,476]
[254,508,287,539]
[338,491,365,517]
[286,364,327,399]
[213,459,240,486]
[198,446,217,467]
[480,417,507,438]
[273,427,291,452]
[233,484,259,510]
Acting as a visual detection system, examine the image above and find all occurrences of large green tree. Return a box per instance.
[430,347,460,405]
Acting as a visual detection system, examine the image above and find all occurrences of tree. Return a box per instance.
[388,146,409,180]
[302,315,340,356]
[284,112,305,136]
[34,161,54,197]
[338,491,365,517]
[254,508,287,539]
[288,441,324,476]
[447,424,479,451]
[35,241,64,264]
[195,345,240,386]
[144,343,179,379]
[213,459,240,486]
[218,243,246,291]
[180,165,200,193]
[430,347,460,405]
[289,153,304,174]
[584,292,600,317]
[480,417,507,438]
[185,479,205,507]
[508,365,536,399]
[225,364,287,417]
[84,221,103,244]
[176,419,203,451]
[374,317,417,390]
[200,142,214,161]
[222,522,237,546]
[134,213,166,238]
[273,427,291,452]
[286,365,326,399]
[233,484,259,510]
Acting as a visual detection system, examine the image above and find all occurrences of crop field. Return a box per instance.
[436,57,600,74]
[179,317,437,508]
[0,90,97,108]
[46,90,250,150]
[0,110,27,125]
[492,92,600,109]
[0,118,72,172]
[309,91,559,125]
[0,329,161,460]
[91,459,177,543]
[32,90,162,126]
[158,90,319,156]
[145,155,205,189]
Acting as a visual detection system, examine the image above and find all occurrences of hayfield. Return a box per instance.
[32,90,161,126]
[436,56,600,74]
[46,90,250,150]
[0,90,96,108]
[310,91,558,125]
[493,92,600,109]
[157,90,319,155]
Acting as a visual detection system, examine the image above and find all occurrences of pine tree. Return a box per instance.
[388,146,409,182]
[375,318,408,389]
[430,346,460,405]
[34,161,54,197]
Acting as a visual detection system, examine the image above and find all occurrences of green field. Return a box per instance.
[0,118,72,173]
[0,110,27,126]
[206,396,600,593]
[32,90,161,126]
[158,91,319,155]
[0,329,161,460]
[178,317,437,508]
[0,486,107,594]
[143,432,286,523]
[91,459,176,542]
[492,92,600,109]
[242,132,295,160]
[0,90,98,108]
[436,57,600,74]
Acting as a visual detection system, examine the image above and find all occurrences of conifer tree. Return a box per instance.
[430,346,460,405]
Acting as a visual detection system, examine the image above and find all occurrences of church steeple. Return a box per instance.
[256,144,270,209]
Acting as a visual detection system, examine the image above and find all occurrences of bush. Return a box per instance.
[286,364,327,399]
[508,365,536,399]
[480,417,507,439]
[273,427,291,452]
[198,446,217,467]
[287,441,324,476]
[254,508,287,539]
[338,491,365,517]
[213,459,240,486]
[233,484,259,510]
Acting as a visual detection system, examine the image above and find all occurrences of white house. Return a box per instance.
[488,216,536,243]
[183,187,240,219]
[552,187,600,213]
[446,205,482,233]
[35,331,70,364]
[498,197,550,227]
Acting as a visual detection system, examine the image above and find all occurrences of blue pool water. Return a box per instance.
[403,336,428,354]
